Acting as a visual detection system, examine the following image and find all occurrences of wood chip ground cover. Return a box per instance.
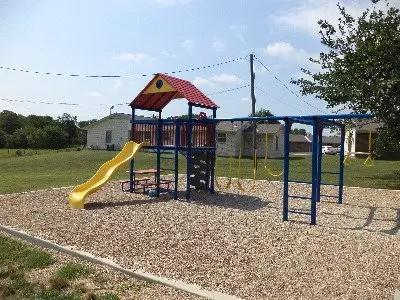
[0,178,399,299]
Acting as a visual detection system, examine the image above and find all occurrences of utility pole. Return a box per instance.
[250,53,257,170]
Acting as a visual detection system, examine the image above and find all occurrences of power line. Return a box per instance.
[0,56,247,79]
[254,85,309,114]
[0,84,249,107]
[254,56,330,114]
[206,84,250,96]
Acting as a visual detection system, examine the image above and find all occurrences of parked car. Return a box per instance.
[322,146,333,154]
[323,146,341,155]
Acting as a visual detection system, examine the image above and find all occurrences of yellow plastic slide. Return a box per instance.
[68,141,143,209]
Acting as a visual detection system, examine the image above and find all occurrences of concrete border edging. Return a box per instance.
[0,224,242,300]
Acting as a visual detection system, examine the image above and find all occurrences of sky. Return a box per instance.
[0,0,398,122]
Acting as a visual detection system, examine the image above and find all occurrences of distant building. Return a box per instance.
[344,120,382,157]
[84,113,149,150]
[290,134,312,152]
[216,121,284,158]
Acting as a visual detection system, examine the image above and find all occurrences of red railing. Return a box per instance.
[132,122,215,148]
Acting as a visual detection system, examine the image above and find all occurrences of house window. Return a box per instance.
[217,133,227,143]
[275,136,279,151]
[105,130,112,144]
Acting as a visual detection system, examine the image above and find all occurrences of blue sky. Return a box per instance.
[0,0,395,121]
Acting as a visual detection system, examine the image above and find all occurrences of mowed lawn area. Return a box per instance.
[0,148,399,194]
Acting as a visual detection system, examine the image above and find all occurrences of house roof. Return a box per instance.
[290,134,311,143]
[216,121,283,134]
[353,120,382,132]
[82,113,149,130]
[129,73,218,111]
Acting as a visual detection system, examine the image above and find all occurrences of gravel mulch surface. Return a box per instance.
[0,178,399,299]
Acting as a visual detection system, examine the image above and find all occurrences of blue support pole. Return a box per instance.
[174,121,179,200]
[283,118,292,221]
[156,111,162,197]
[338,124,346,204]
[186,104,193,200]
[210,108,217,194]
[129,108,135,193]
[316,125,323,202]
[310,117,319,225]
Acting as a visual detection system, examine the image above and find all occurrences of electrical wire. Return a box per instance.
[0,56,247,79]
[0,83,250,107]
[254,56,331,114]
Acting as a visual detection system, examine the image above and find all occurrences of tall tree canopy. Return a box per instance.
[293,0,400,153]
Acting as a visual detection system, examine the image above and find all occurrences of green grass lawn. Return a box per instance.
[0,234,121,299]
[0,148,399,194]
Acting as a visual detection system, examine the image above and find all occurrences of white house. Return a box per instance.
[216,121,285,158]
[84,113,133,150]
[344,120,382,157]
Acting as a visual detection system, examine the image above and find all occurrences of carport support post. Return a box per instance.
[156,111,162,197]
[129,108,136,193]
[186,104,193,200]
[316,124,323,202]
[310,117,319,225]
[338,124,346,204]
[283,118,292,221]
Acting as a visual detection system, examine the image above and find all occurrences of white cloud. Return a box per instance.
[181,39,195,52]
[87,92,103,97]
[273,0,400,36]
[112,52,152,62]
[211,39,225,52]
[263,41,313,64]
[192,76,214,87]
[161,50,177,58]
[240,97,250,103]
[210,73,241,84]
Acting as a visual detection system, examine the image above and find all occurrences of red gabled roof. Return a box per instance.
[129,73,218,111]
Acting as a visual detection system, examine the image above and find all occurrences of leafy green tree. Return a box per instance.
[78,119,97,128]
[0,130,6,148]
[250,108,279,124]
[40,125,68,149]
[291,128,307,136]
[57,113,78,145]
[7,128,28,148]
[0,110,24,134]
[292,0,400,153]
[25,115,54,129]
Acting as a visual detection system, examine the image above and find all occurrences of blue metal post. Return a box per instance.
[316,125,323,202]
[310,117,319,225]
[338,124,346,204]
[174,120,179,200]
[156,111,162,197]
[283,118,292,221]
[186,104,193,200]
[130,108,135,193]
[210,108,217,194]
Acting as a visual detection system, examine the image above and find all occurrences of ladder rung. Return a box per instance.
[288,195,312,200]
[160,157,175,160]
[161,168,175,172]
[288,210,311,216]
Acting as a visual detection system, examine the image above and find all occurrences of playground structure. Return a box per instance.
[69,73,372,225]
